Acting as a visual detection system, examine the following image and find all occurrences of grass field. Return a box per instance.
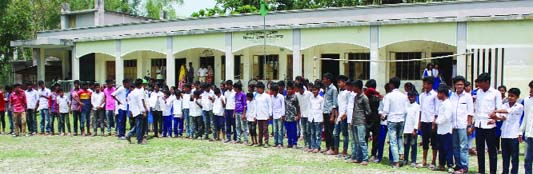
[0,133,527,174]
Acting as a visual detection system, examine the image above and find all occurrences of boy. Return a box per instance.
[149,84,164,137]
[161,90,173,138]
[450,76,474,174]
[522,80,533,174]
[78,82,92,136]
[24,82,38,135]
[213,88,226,141]
[224,80,237,143]
[103,80,116,136]
[0,86,4,134]
[322,73,338,154]
[50,84,60,135]
[435,86,454,173]
[350,80,371,165]
[418,76,439,169]
[309,83,324,153]
[333,75,350,156]
[10,84,27,137]
[234,83,247,143]
[254,82,272,147]
[271,84,285,148]
[112,79,130,139]
[284,81,300,148]
[404,91,420,167]
[57,89,71,136]
[126,79,148,144]
[91,84,106,136]
[383,77,409,168]
[295,82,312,151]
[172,90,183,137]
[37,80,51,135]
[200,83,215,140]
[491,88,523,174]
[244,93,257,146]
[190,90,203,139]
[182,83,192,138]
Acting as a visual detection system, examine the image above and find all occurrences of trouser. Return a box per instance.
[127,115,144,144]
[235,112,246,142]
[501,138,519,174]
[285,121,298,146]
[388,121,404,163]
[352,124,368,162]
[93,109,105,134]
[403,133,418,164]
[366,121,380,157]
[310,121,322,150]
[7,111,14,133]
[333,119,349,151]
[225,109,236,140]
[162,116,173,137]
[525,137,533,174]
[438,133,453,168]
[300,118,311,148]
[421,122,438,150]
[257,120,269,145]
[50,112,59,134]
[72,110,81,134]
[273,118,284,146]
[173,117,182,136]
[247,121,257,137]
[13,112,26,135]
[117,109,127,137]
[192,116,203,138]
[202,110,213,139]
[106,110,115,134]
[81,109,91,133]
[152,110,162,137]
[142,115,148,136]
[377,125,390,161]
[213,116,224,138]
[475,127,497,174]
[323,114,334,149]
[452,128,469,171]
[129,115,135,130]
[39,109,51,133]
[59,113,71,133]
[25,109,36,133]
[183,109,191,137]
[0,111,4,132]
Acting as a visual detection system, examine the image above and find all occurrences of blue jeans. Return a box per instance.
[224,110,235,140]
[301,118,311,148]
[235,112,246,142]
[273,118,284,146]
[388,121,404,163]
[106,110,115,134]
[117,109,127,137]
[310,121,322,150]
[501,138,519,174]
[438,133,453,168]
[7,111,14,133]
[173,117,183,136]
[127,115,144,144]
[202,110,213,139]
[39,109,51,133]
[285,121,298,146]
[26,109,37,133]
[162,116,173,137]
[81,99,91,132]
[183,109,191,137]
[525,137,533,174]
[352,124,368,162]
[333,120,349,151]
[452,128,469,170]
[377,125,392,162]
[403,133,417,164]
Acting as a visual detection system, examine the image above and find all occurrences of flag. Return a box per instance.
[260,0,268,16]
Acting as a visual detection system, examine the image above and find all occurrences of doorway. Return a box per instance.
[431,52,454,86]
[321,54,340,81]
[106,61,115,81]
[175,58,186,83]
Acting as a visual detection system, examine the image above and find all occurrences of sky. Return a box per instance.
[174,0,217,17]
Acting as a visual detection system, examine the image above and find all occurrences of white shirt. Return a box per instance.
[25,90,39,110]
[198,68,208,77]
[295,91,312,118]
[127,88,145,117]
[500,102,524,139]
[435,99,453,135]
[182,93,191,109]
[111,86,128,110]
[37,87,51,110]
[383,89,409,123]
[200,90,215,111]
[309,95,324,123]
[419,90,439,123]
[254,92,272,120]
[271,94,285,119]
[246,100,256,121]
[162,96,173,117]
[91,91,105,110]
[224,89,236,110]
[190,98,202,117]
[404,102,421,134]
[347,92,356,124]
[337,90,350,123]
[474,87,503,129]
[521,97,533,138]
[213,95,226,116]
[149,91,164,111]
[56,95,70,114]
[450,91,474,129]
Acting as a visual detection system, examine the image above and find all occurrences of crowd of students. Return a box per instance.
[1,72,532,174]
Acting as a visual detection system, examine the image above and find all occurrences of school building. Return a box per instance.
[10,0,533,93]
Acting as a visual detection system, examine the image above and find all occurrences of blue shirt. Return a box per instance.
[322,83,338,114]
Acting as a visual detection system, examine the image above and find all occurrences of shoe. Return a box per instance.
[255,144,263,147]
[360,161,368,166]
[224,139,231,143]
[416,163,426,168]
[447,168,455,173]
[126,136,132,143]
[263,144,269,148]
[119,136,126,140]
[410,163,417,168]
[453,169,468,174]
[428,164,436,170]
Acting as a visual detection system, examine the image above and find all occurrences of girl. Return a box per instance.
[172,90,183,137]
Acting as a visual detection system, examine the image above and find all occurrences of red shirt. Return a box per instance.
[78,89,92,100]
[0,91,5,112]
[9,90,26,113]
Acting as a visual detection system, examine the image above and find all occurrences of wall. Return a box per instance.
[104,12,148,25]
[75,13,95,28]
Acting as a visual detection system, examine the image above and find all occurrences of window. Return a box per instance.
[395,52,422,80]
[151,59,166,79]
[124,59,137,80]
[253,55,279,80]
[234,55,243,79]
[347,53,370,80]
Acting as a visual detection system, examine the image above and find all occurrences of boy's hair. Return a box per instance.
[508,88,521,97]
[465,81,471,87]
[407,91,417,97]
[477,73,491,83]
[13,83,21,88]
[246,93,253,99]
[529,80,533,88]
[225,80,233,85]
[74,80,80,85]
[38,80,45,86]
[134,79,143,87]
[214,88,221,94]
[58,88,64,93]
[422,76,434,85]
[384,83,391,93]
[278,81,285,87]
[295,76,304,82]
[389,77,401,89]
[294,82,304,89]
[337,75,348,82]
[365,79,377,88]
[323,72,334,82]
[313,81,322,89]
[453,76,466,85]
[193,90,201,96]
[94,83,100,87]
[437,85,449,96]
[352,80,363,89]
[286,81,294,88]
[270,84,279,92]
[106,79,113,84]
[183,83,192,89]
[201,83,209,89]
[194,81,201,86]
[256,82,265,89]
[164,90,171,96]
[248,83,256,89]
[498,85,507,92]
[234,82,242,90]
[25,81,33,86]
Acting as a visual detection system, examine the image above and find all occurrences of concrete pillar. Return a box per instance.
[292,29,302,79]
[225,33,234,81]
[34,48,45,81]
[456,22,467,77]
[115,40,124,84]
[370,25,384,84]
[72,45,80,80]
[62,50,69,80]
[166,36,176,86]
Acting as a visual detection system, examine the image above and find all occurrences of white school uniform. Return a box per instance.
[201,90,215,111]
[295,90,312,118]
[172,95,183,118]
[213,95,225,116]
[403,102,421,134]
[127,88,145,117]
[254,92,272,120]
[25,90,39,110]
[500,102,524,139]
[337,90,350,123]
[435,99,453,135]
[57,95,70,114]
[37,87,51,110]
[309,94,324,123]
[162,96,173,117]
[182,93,191,109]
[246,100,256,121]
[91,91,105,110]
[347,91,356,124]
[189,98,202,117]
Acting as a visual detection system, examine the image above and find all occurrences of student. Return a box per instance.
[382,77,409,168]
[522,80,533,174]
[490,88,523,174]
[404,91,420,167]
[434,86,454,173]
[126,79,148,144]
[364,79,382,162]
[10,84,27,137]
[103,80,116,136]
[474,73,502,174]
[112,79,130,139]
[70,80,83,136]
[24,82,38,135]
[350,80,371,165]
[450,76,474,174]
[254,82,272,147]
[345,80,356,158]
[149,84,164,137]
[284,81,300,148]
[418,77,439,169]
[57,89,71,136]
[190,90,204,139]
[5,85,14,135]
[182,83,192,138]
[234,82,247,144]
[49,84,60,135]
[271,84,285,148]
[224,80,237,143]
[200,83,215,140]
[91,84,105,136]
[244,93,257,146]
[78,82,92,136]
[37,80,52,135]
[333,75,350,156]
[213,88,226,141]
[322,73,338,154]
[309,83,324,153]
[161,90,173,138]
[295,82,312,151]
[172,90,183,137]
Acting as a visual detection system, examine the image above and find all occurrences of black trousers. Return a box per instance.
[323,114,334,149]
[152,111,162,136]
[366,121,380,157]
[476,127,498,174]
